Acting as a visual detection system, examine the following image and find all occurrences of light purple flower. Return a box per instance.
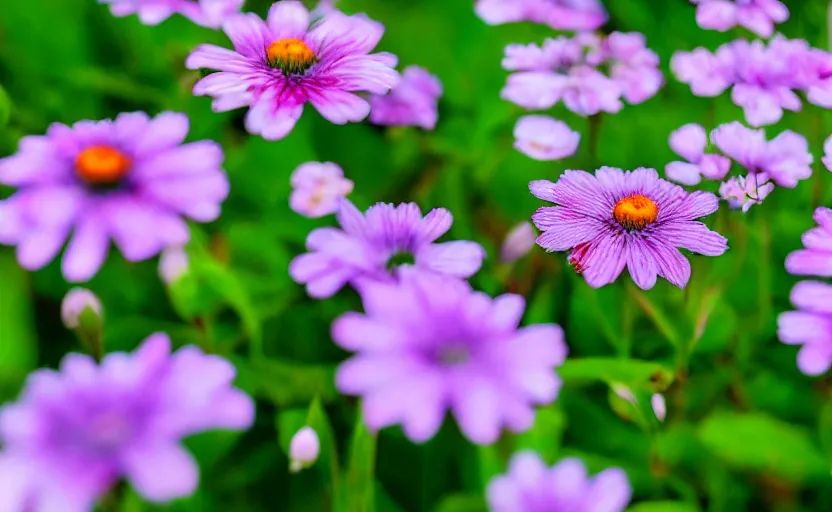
[289,426,320,472]
[530,167,728,290]
[475,0,607,31]
[501,222,536,264]
[185,1,399,141]
[691,0,789,38]
[602,32,664,104]
[823,134,832,172]
[159,245,189,284]
[290,162,354,218]
[778,281,832,376]
[670,46,735,97]
[513,115,580,161]
[785,207,832,277]
[368,66,442,130]
[665,123,731,185]
[486,452,631,512]
[718,174,774,212]
[100,0,244,28]
[0,112,228,283]
[0,332,254,511]
[332,269,567,444]
[651,393,666,422]
[289,200,486,299]
[61,288,103,329]
[310,0,336,20]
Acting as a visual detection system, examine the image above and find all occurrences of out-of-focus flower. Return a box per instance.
[159,246,190,284]
[0,333,254,511]
[778,280,832,375]
[823,134,832,171]
[0,112,228,282]
[612,384,636,404]
[369,66,442,130]
[475,0,607,31]
[602,32,665,104]
[501,222,536,264]
[60,288,103,330]
[719,174,775,212]
[289,426,320,473]
[530,167,728,290]
[665,123,731,185]
[670,46,735,97]
[310,0,336,20]
[333,269,567,444]
[100,0,244,28]
[289,200,485,299]
[289,162,354,218]
[486,452,631,512]
[651,393,667,421]
[691,0,789,38]
[513,115,580,161]
[785,207,832,277]
[186,1,399,141]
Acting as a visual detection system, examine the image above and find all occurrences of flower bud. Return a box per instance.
[159,246,189,285]
[500,222,536,264]
[651,394,666,422]
[289,426,320,473]
[61,288,102,330]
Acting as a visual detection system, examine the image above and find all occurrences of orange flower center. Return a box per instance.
[267,38,317,74]
[75,146,131,185]
[613,194,658,231]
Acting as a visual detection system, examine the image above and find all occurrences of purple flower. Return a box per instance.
[692,0,789,38]
[530,167,728,290]
[475,0,607,31]
[290,162,354,218]
[823,134,832,172]
[185,1,399,141]
[158,245,190,284]
[332,269,567,444]
[61,288,103,329]
[513,115,580,161]
[486,452,631,512]
[710,121,812,188]
[665,123,731,186]
[369,66,442,130]
[0,112,228,283]
[602,32,664,104]
[289,200,486,299]
[719,174,774,212]
[671,46,735,97]
[501,222,536,263]
[100,0,244,28]
[785,207,832,277]
[778,281,832,375]
[0,332,254,510]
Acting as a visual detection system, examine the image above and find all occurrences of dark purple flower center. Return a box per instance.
[437,344,470,366]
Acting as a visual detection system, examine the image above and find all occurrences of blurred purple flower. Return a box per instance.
[289,426,320,472]
[778,280,832,376]
[186,1,399,141]
[290,162,354,218]
[100,0,244,28]
[369,66,442,130]
[0,332,254,510]
[289,200,486,299]
[719,174,775,212]
[823,134,832,171]
[501,222,536,264]
[0,112,228,283]
[785,207,832,277]
[691,0,788,38]
[486,452,631,512]
[530,167,728,290]
[665,123,731,186]
[61,288,102,329]
[671,46,735,97]
[651,393,667,422]
[159,245,190,284]
[332,269,567,444]
[513,115,580,161]
[310,0,336,20]
[602,32,665,104]
[475,0,607,31]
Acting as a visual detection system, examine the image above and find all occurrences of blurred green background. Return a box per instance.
[2,0,832,510]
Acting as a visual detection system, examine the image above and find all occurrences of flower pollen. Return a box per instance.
[613,194,658,231]
[75,146,131,185]
[267,38,317,75]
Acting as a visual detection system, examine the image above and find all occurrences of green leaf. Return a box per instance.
[628,501,701,512]
[236,357,338,407]
[513,403,566,464]
[277,408,309,456]
[0,84,10,127]
[697,411,829,483]
[475,444,505,489]
[307,397,341,500]
[558,358,674,393]
[337,412,377,512]
[432,494,488,512]
[0,252,37,395]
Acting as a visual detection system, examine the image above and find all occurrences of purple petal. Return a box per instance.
[221,13,272,60]
[584,468,632,512]
[416,241,486,278]
[331,312,407,351]
[532,206,604,251]
[123,443,198,502]
[696,0,737,31]
[17,228,68,271]
[669,123,706,162]
[665,161,702,186]
[785,250,832,277]
[796,343,832,376]
[266,0,310,38]
[652,243,692,289]
[307,89,371,124]
[698,154,731,180]
[625,238,658,290]
[657,221,728,256]
[501,72,566,110]
[61,215,110,283]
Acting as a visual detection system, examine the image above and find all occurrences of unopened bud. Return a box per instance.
[289,426,320,473]
[651,394,666,422]
[159,246,189,285]
[500,222,535,264]
[61,288,102,329]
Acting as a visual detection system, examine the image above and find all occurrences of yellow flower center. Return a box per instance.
[613,194,658,231]
[267,38,317,74]
[75,146,131,185]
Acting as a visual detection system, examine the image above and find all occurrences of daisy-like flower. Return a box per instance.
[289,200,486,298]
[0,332,254,511]
[778,280,832,375]
[100,0,244,28]
[691,0,789,38]
[486,452,631,512]
[289,162,354,218]
[530,167,728,290]
[0,112,228,283]
[185,1,399,141]
[368,66,443,130]
[665,123,731,185]
[475,0,607,31]
[513,115,580,161]
[785,207,832,277]
[333,269,567,444]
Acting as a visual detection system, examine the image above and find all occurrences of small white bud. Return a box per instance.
[289,426,320,473]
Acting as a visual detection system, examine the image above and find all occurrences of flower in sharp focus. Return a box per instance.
[369,66,443,130]
[0,333,254,510]
[0,112,228,283]
[475,0,607,31]
[61,288,103,329]
[486,452,631,512]
[186,1,400,141]
[289,200,486,299]
[530,167,728,290]
[100,0,244,28]
[332,269,567,444]
[665,123,731,186]
[691,0,789,38]
[785,207,832,277]
[289,162,354,218]
[513,115,580,161]
[501,222,536,264]
[778,281,832,376]
[718,174,774,213]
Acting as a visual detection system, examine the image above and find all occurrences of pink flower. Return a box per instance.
[719,174,775,213]
[692,0,789,38]
[289,162,354,218]
[513,115,580,161]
